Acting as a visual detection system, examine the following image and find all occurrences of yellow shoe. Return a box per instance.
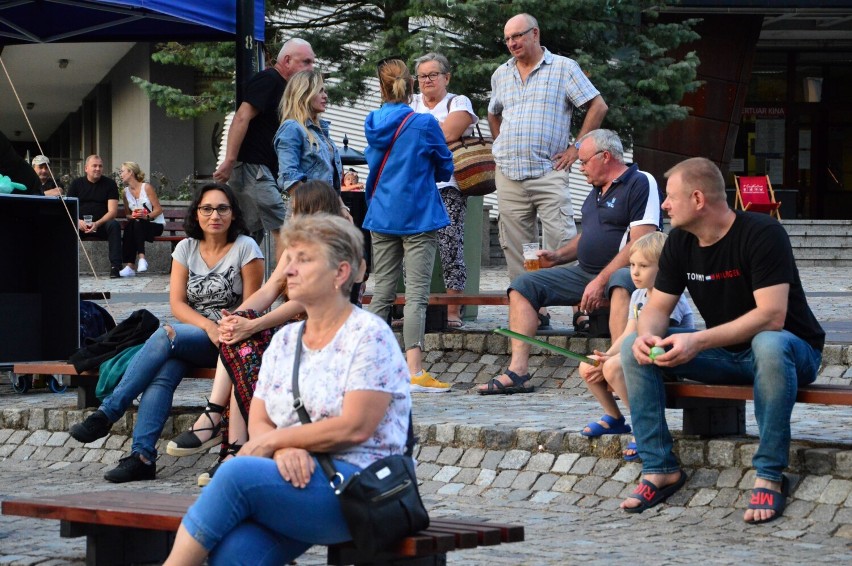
[410,371,451,393]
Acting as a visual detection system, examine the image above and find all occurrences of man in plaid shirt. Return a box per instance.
[488,13,608,282]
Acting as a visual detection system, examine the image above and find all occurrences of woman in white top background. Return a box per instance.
[410,53,477,328]
[119,161,165,277]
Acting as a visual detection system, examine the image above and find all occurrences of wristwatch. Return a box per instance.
[574,141,582,150]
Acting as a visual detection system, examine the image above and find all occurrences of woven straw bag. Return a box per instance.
[447,124,496,197]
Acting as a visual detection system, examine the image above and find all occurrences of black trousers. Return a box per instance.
[82,219,123,269]
[122,219,164,263]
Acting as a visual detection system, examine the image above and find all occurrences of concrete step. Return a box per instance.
[783,220,852,237]
[788,235,852,248]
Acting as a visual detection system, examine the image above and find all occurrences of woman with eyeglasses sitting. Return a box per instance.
[166,181,364,487]
[69,183,264,484]
[410,52,477,329]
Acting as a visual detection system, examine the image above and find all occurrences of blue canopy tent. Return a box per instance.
[0,0,264,44]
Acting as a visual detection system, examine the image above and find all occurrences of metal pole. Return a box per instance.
[235,0,258,107]
[236,1,274,278]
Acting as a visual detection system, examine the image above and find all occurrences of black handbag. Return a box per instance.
[290,323,429,555]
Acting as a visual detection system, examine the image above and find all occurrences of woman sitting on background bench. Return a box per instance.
[117,161,164,277]
[166,180,362,487]
[69,182,264,483]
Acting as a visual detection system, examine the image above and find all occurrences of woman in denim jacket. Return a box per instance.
[274,70,343,195]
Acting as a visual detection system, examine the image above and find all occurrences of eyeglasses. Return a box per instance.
[197,205,232,217]
[578,150,606,167]
[504,27,535,44]
[415,72,445,82]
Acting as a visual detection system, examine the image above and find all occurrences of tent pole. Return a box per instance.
[235,0,259,107]
[236,1,274,278]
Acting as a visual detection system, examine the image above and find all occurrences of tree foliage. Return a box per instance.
[139,1,701,146]
[131,42,236,119]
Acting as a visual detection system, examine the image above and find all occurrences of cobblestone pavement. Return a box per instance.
[2,266,852,564]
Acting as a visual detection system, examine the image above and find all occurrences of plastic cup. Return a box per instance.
[522,242,540,271]
[83,215,93,229]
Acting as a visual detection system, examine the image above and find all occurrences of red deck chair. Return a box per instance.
[734,175,781,219]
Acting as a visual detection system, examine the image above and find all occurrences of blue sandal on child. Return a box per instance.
[581,414,631,437]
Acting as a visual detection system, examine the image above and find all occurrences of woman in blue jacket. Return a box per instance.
[274,70,343,196]
[364,58,454,393]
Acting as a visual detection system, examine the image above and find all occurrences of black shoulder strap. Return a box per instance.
[290,322,416,479]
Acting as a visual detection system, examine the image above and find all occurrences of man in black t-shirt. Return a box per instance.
[619,157,824,524]
[67,155,123,278]
[214,38,315,261]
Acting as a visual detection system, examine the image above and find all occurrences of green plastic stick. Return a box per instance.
[494,328,599,366]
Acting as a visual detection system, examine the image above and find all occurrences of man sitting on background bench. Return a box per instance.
[67,155,123,278]
[478,129,661,396]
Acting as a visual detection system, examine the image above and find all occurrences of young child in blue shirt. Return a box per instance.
[578,231,694,460]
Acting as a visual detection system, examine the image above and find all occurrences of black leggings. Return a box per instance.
[122,219,164,263]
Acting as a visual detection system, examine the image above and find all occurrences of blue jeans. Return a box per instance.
[621,329,821,482]
[99,324,218,461]
[182,455,359,566]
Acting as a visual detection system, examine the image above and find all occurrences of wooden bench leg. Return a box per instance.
[62,521,174,566]
[669,398,746,436]
[70,376,99,409]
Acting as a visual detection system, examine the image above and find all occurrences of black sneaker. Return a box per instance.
[110,266,121,279]
[69,410,113,443]
[104,453,156,483]
[198,443,241,487]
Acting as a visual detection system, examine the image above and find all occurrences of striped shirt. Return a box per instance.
[488,48,599,181]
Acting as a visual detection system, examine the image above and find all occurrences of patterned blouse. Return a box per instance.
[255,307,411,469]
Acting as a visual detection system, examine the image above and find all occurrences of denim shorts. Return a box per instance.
[509,264,634,311]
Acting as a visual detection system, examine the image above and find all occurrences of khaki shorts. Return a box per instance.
[229,162,286,233]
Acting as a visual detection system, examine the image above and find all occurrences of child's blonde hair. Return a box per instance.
[629,231,667,263]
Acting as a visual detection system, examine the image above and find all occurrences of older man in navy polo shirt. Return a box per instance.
[479,129,662,396]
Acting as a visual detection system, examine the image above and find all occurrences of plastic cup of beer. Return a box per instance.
[83,215,94,229]
[523,242,540,271]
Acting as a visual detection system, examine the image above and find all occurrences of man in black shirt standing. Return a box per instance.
[213,38,315,261]
[67,155,122,278]
[619,157,824,524]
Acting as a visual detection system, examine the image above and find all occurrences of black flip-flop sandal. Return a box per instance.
[478,369,535,395]
[572,311,590,335]
[624,469,687,513]
[745,475,790,524]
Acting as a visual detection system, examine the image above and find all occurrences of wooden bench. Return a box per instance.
[1,491,525,566]
[663,381,852,436]
[11,362,215,409]
[82,207,188,252]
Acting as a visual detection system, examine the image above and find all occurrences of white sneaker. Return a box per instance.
[119,266,136,278]
[137,258,148,272]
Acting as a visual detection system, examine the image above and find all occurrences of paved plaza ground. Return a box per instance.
[1,266,851,564]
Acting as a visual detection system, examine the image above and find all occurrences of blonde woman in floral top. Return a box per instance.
[165,214,410,566]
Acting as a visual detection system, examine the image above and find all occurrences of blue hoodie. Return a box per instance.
[363,102,453,235]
